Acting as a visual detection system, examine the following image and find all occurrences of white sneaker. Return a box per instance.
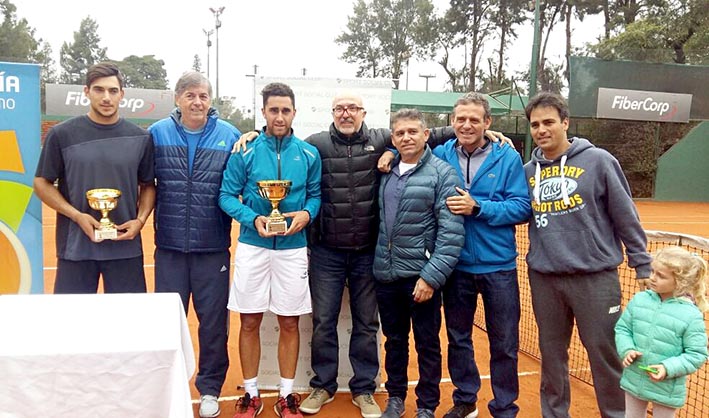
[199,395,220,418]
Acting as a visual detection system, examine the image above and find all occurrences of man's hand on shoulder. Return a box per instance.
[232,130,259,153]
[377,150,396,173]
[485,130,514,147]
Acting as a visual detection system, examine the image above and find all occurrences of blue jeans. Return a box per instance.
[442,269,520,417]
[308,244,380,395]
[376,276,442,412]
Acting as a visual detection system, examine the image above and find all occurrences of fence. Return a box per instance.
[475,226,709,417]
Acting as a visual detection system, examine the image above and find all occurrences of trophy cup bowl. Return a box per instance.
[86,188,121,240]
[256,180,292,234]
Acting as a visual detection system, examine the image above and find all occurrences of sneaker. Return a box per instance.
[443,402,478,418]
[299,388,334,414]
[352,393,382,418]
[416,408,435,418]
[199,395,220,418]
[381,397,405,418]
[275,393,304,418]
[233,393,264,418]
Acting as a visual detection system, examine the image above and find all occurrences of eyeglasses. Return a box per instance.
[332,105,364,116]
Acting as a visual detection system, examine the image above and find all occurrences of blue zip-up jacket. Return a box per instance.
[373,146,464,289]
[218,131,321,250]
[149,108,241,252]
[433,139,531,274]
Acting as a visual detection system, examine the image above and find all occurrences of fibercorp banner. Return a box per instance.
[596,87,693,123]
[45,84,175,120]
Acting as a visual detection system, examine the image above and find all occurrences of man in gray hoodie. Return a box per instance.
[523,92,651,418]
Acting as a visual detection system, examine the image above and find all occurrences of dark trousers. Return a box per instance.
[155,248,230,397]
[54,256,146,293]
[529,269,624,418]
[443,269,520,417]
[308,244,380,395]
[376,276,442,411]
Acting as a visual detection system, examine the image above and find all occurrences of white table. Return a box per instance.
[0,293,196,418]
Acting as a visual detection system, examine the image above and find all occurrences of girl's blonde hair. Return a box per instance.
[654,246,709,312]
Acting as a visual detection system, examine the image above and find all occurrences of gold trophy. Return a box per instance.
[86,188,121,240]
[257,180,292,234]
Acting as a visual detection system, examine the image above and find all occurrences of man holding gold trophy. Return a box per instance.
[34,62,155,294]
[219,82,321,418]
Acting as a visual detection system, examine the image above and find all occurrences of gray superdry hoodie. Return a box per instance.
[523,137,652,278]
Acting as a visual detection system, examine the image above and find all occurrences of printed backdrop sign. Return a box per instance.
[253,76,392,139]
[257,289,382,391]
[0,62,43,294]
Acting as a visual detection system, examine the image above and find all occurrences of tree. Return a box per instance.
[59,16,107,84]
[192,54,202,72]
[117,55,168,89]
[590,0,708,65]
[437,0,494,92]
[213,97,254,132]
[487,0,528,88]
[0,0,40,62]
[337,0,437,89]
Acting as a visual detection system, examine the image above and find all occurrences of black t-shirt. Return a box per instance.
[35,115,154,261]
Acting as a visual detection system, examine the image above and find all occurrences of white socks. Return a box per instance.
[243,377,258,398]
[280,377,295,398]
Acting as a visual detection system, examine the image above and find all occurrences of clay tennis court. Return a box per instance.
[40,201,709,417]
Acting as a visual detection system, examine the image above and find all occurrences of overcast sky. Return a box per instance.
[12,0,602,111]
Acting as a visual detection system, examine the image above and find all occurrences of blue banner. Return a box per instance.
[0,62,43,294]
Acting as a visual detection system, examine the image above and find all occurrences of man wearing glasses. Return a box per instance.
[298,92,457,417]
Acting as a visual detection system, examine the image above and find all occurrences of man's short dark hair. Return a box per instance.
[261,82,295,108]
[453,92,491,120]
[175,71,212,98]
[85,62,124,89]
[391,108,427,129]
[525,91,569,121]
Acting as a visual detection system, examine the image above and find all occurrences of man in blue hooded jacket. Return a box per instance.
[149,71,241,418]
[433,92,530,418]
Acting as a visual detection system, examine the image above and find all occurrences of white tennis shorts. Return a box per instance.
[228,242,311,316]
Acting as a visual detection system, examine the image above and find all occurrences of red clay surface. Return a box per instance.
[39,201,709,417]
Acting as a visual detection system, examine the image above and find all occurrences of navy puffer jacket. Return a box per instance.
[373,146,464,289]
[150,108,241,252]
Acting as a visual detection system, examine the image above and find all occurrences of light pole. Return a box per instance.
[245,64,258,130]
[419,74,435,92]
[524,0,541,162]
[203,29,213,78]
[209,6,225,103]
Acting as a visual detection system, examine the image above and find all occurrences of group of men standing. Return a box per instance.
[35,62,650,418]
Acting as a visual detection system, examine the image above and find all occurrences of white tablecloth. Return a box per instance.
[0,293,196,418]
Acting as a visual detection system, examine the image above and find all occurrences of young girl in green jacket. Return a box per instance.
[615,246,708,418]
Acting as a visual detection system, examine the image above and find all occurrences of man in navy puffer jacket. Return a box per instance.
[374,109,464,418]
[149,71,241,418]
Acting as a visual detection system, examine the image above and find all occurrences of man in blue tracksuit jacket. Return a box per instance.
[218,82,321,418]
[432,92,531,418]
[149,71,241,418]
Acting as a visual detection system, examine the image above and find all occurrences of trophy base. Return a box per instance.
[94,228,118,240]
[265,220,287,234]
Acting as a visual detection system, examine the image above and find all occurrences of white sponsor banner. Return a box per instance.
[45,84,175,120]
[596,87,692,123]
[253,76,392,139]
[257,288,382,392]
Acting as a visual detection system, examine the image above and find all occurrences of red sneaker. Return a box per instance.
[274,394,304,418]
[233,393,263,418]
